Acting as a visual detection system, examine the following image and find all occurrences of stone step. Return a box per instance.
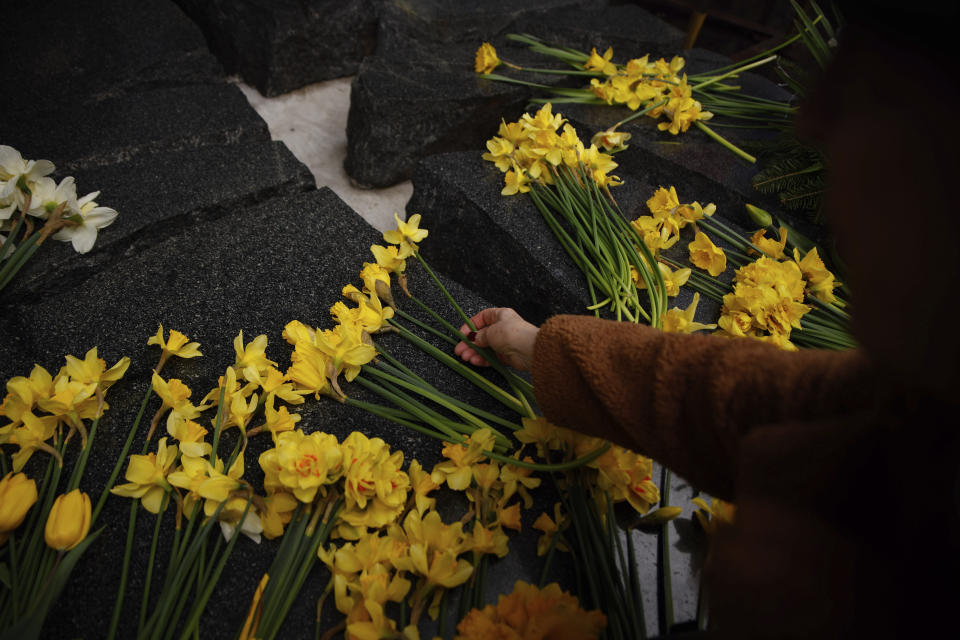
[343,2,691,188]
[1,0,223,117]
[172,0,379,97]
[0,83,269,174]
[2,140,315,301]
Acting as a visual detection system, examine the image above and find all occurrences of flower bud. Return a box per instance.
[44,489,91,551]
[745,203,772,228]
[0,472,38,534]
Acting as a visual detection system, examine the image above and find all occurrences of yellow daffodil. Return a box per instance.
[584,46,617,75]
[688,231,727,276]
[455,581,606,640]
[370,244,406,274]
[59,347,129,392]
[359,262,392,299]
[469,523,510,558]
[431,429,495,490]
[147,325,202,360]
[45,489,91,551]
[590,127,631,152]
[0,471,37,541]
[233,331,277,384]
[338,432,409,530]
[4,411,58,471]
[501,166,531,196]
[532,502,567,556]
[749,226,788,259]
[661,293,717,334]
[407,459,439,515]
[693,496,735,535]
[259,490,298,539]
[383,212,428,252]
[259,429,343,503]
[499,458,541,508]
[496,502,523,532]
[166,414,212,458]
[794,247,840,303]
[286,344,330,399]
[110,437,179,513]
[281,319,315,347]
[314,321,377,397]
[1,364,55,425]
[474,42,501,74]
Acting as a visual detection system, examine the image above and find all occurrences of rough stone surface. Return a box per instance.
[0,83,269,173]
[3,141,315,300]
[344,1,687,188]
[174,0,378,96]
[1,0,222,117]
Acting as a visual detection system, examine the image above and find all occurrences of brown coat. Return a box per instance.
[532,315,959,638]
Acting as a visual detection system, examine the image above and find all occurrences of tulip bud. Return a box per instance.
[44,489,91,551]
[0,472,38,534]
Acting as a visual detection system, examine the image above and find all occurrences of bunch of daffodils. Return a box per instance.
[0,348,130,638]
[0,145,118,293]
[484,105,668,325]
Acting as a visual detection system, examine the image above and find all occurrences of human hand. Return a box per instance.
[454,307,539,371]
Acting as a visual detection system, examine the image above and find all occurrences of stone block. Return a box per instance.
[1,0,222,117]
[173,0,378,96]
[345,1,686,188]
[0,83,269,173]
[2,141,315,301]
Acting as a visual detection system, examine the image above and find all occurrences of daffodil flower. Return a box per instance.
[0,471,38,541]
[109,437,179,513]
[688,231,727,276]
[474,42,501,74]
[584,46,617,75]
[661,293,717,334]
[147,325,202,365]
[52,190,118,254]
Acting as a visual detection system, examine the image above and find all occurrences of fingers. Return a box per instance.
[455,308,521,367]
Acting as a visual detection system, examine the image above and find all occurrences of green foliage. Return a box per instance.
[753,141,826,220]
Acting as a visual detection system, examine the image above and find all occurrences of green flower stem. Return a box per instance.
[94,386,154,523]
[352,374,470,443]
[538,525,562,588]
[506,33,590,64]
[360,365,512,446]
[145,502,225,638]
[161,558,199,640]
[165,502,201,594]
[375,360,523,432]
[693,121,756,163]
[0,215,25,264]
[208,384,228,461]
[611,98,668,129]
[106,501,139,640]
[65,415,100,492]
[257,506,310,636]
[397,295,536,405]
[387,319,526,414]
[691,55,778,93]
[177,500,251,640]
[344,397,450,443]
[658,468,675,635]
[438,589,449,638]
[394,307,457,347]
[18,439,66,612]
[805,293,851,322]
[138,498,167,635]
[260,499,343,640]
[0,229,40,291]
[609,499,643,637]
[482,441,611,472]
[690,16,819,79]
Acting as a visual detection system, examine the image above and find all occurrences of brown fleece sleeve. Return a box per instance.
[532,315,874,499]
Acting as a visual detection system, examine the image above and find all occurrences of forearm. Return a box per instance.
[532,315,874,498]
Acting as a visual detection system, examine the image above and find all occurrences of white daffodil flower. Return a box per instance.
[52,191,118,254]
[26,175,80,219]
[220,509,263,544]
[0,145,55,200]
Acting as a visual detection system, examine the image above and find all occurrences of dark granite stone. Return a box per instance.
[0,84,269,174]
[1,0,223,118]
[174,0,378,97]
[344,1,688,188]
[2,141,315,302]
